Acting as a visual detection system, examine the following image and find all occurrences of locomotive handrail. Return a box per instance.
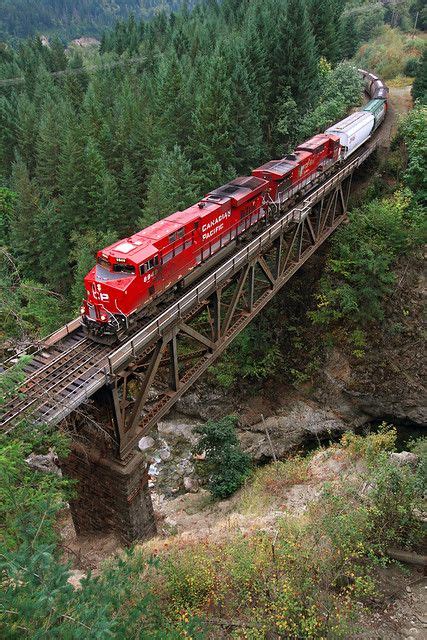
[107,142,375,375]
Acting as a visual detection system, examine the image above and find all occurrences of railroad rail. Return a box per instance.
[1,137,379,455]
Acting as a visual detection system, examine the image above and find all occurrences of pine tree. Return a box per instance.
[58,121,90,232]
[118,159,143,236]
[189,47,236,192]
[243,5,273,145]
[35,200,71,294]
[83,138,120,231]
[15,95,37,175]
[35,96,70,197]
[0,96,17,178]
[0,187,16,248]
[9,158,41,279]
[46,36,68,72]
[141,144,198,226]
[64,50,89,111]
[223,38,264,173]
[279,0,319,109]
[412,48,427,104]
[111,77,152,184]
[308,0,340,63]
[149,49,192,157]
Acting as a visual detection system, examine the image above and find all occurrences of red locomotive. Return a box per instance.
[81,70,388,343]
[81,175,269,342]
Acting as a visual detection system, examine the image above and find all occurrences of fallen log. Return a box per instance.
[387,548,427,571]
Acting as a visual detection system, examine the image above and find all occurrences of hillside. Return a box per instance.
[0,0,191,42]
[0,0,426,637]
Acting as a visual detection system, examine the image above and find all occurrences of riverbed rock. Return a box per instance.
[175,386,234,421]
[157,416,201,447]
[26,449,62,476]
[389,451,420,468]
[238,400,347,462]
[183,476,200,493]
[67,569,86,590]
[138,436,155,452]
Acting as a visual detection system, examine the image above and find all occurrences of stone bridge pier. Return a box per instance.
[59,388,156,544]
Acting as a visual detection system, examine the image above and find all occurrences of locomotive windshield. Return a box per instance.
[97,256,135,274]
[113,264,135,274]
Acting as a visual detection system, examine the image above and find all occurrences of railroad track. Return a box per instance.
[0,329,111,431]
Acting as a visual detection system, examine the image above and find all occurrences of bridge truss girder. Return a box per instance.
[108,173,353,461]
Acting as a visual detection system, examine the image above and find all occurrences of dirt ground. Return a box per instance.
[383,84,413,142]
[353,569,427,640]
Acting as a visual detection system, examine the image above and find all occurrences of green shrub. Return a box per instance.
[412,47,427,104]
[354,26,424,79]
[398,103,427,201]
[309,188,425,327]
[367,455,424,552]
[209,324,283,389]
[340,423,397,462]
[404,57,420,77]
[193,416,252,499]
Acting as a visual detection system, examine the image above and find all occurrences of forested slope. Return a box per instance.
[0,1,193,42]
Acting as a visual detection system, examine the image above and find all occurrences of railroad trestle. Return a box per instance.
[107,163,356,461]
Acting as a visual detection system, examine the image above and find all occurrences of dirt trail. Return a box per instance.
[384,84,413,141]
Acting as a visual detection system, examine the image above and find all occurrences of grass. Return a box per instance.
[237,455,311,515]
[387,75,414,88]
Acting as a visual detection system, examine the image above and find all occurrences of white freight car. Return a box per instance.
[325,112,375,159]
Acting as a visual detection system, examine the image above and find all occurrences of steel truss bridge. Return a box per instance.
[1,142,378,461]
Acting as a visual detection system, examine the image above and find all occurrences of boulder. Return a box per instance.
[389,451,420,468]
[175,386,233,421]
[183,476,200,493]
[138,436,155,452]
[26,450,61,476]
[67,570,86,590]
[238,401,347,462]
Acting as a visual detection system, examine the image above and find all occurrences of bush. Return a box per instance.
[152,430,425,638]
[209,323,283,389]
[340,423,397,462]
[412,47,427,104]
[354,26,424,79]
[398,104,427,202]
[404,57,420,77]
[193,416,252,499]
[367,457,424,552]
[309,188,425,327]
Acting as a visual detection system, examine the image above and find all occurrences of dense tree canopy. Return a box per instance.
[0,1,196,42]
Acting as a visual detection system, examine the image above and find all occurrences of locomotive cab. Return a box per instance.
[81,238,159,343]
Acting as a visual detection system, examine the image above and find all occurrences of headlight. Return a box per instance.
[100,314,107,321]
[80,306,85,315]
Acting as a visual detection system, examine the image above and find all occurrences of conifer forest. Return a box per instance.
[2,0,424,339]
[0,1,426,638]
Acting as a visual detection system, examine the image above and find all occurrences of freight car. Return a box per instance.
[362,99,387,131]
[81,69,389,343]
